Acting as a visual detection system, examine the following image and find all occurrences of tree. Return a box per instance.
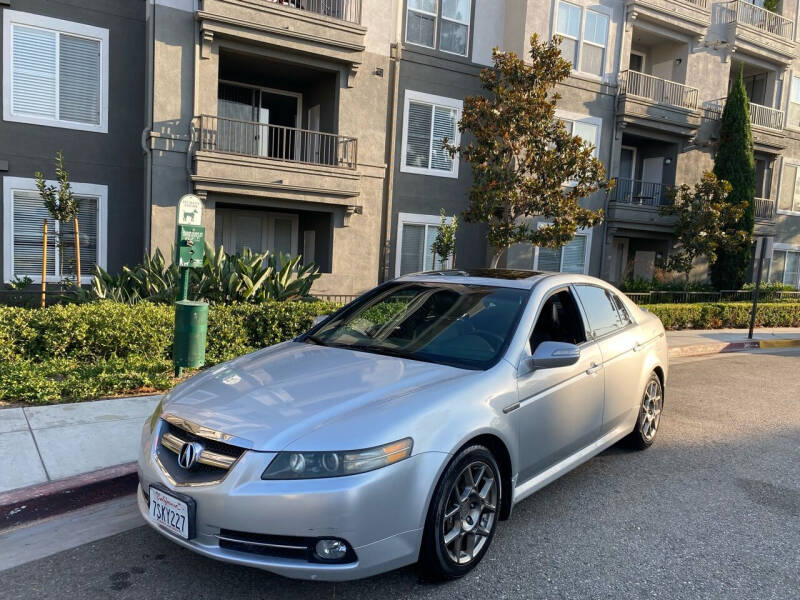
[660,173,748,289]
[35,151,82,281]
[430,210,458,269]
[445,34,609,268]
[711,67,755,289]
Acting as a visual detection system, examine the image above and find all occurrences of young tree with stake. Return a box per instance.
[445,35,609,268]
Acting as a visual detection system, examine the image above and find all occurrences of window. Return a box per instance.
[559,111,601,157]
[396,212,455,276]
[507,229,592,274]
[573,285,625,338]
[555,2,608,78]
[530,289,587,351]
[3,177,107,283]
[779,161,800,213]
[401,90,462,177]
[770,247,800,288]
[215,208,299,258]
[3,10,108,132]
[405,0,471,56]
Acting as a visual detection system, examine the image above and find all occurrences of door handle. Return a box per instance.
[586,362,600,375]
[633,342,642,352]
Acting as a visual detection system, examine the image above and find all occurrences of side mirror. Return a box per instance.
[530,341,581,369]
[311,314,330,327]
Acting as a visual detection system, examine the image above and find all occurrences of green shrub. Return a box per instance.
[642,302,800,330]
[0,299,339,404]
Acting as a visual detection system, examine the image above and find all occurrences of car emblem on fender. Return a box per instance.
[178,441,204,469]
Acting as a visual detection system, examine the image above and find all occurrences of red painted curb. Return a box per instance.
[0,462,138,531]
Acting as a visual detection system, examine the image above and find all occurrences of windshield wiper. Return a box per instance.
[341,343,409,359]
[304,335,327,346]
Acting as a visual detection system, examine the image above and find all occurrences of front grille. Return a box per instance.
[217,529,357,564]
[156,420,246,485]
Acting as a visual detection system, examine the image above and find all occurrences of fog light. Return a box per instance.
[315,539,348,561]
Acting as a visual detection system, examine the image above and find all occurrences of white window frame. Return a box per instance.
[3,10,109,133]
[405,0,439,50]
[395,212,455,277]
[552,1,611,81]
[3,176,108,284]
[556,109,603,158]
[440,0,471,57]
[405,0,472,57]
[776,157,800,215]
[400,90,463,178]
[769,244,800,288]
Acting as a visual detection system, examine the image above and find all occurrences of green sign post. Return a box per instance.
[173,195,209,377]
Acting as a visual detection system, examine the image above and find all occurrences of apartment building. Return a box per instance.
[2,0,798,293]
[0,0,146,285]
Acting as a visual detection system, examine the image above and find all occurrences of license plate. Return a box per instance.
[149,486,194,539]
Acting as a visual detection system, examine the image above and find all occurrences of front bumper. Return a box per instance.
[137,421,447,581]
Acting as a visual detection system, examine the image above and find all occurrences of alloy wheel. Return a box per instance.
[441,460,498,565]
[640,378,662,442]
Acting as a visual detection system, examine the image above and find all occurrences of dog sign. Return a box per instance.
[177,194,203,226]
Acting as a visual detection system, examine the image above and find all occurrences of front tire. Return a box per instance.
[419,445,501,580]
[625,372,663,450]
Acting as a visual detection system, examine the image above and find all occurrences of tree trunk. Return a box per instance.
[74,217,82,286]
[489,248,505,269]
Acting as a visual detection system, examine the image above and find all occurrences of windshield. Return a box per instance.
[306,282,529,370]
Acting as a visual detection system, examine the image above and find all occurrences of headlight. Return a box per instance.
[261,438,413,480]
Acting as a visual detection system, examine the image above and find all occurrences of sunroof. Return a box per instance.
[421,269,545,280]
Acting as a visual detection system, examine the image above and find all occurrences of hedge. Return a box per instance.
[641,302,800,330]
[0,300,338,404]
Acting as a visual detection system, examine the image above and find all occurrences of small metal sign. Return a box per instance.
[177,194,203,226]
[177,225,205,268]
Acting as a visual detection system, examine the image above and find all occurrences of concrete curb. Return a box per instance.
[0,462,137,531]
[668,337,800,358]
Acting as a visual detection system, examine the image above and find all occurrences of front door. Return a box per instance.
[515,288,605,483]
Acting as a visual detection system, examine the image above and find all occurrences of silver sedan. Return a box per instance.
[137,270,668,581]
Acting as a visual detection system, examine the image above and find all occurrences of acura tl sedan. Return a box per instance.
[138,270,668,581]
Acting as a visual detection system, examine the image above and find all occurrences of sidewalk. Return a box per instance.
[1,327,799,525]
[666,327,800,357]
[0,395,161,494]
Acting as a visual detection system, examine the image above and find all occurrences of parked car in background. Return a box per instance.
[137,270,668,580]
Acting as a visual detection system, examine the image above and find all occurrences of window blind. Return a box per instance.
[59,34,101,124]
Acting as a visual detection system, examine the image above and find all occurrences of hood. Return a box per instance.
[162,341,467,451]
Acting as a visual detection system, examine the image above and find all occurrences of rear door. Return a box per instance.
[573,285,645,434]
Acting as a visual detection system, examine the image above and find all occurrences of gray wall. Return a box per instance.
[0,0,146,278]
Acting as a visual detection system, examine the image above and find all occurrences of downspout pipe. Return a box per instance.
[379,0,404,283]
[141,0,156,255]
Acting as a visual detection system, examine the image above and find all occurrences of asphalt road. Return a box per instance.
[2,349,799,600]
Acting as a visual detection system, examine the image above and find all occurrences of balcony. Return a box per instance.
[624,0,710,37]
[617,71,701,137]
[192,115,360,206]
[607,178,677,233]
[755,197,775,221]
[706,98,787,150]
[198,0,366,83]
[724,1,796,64]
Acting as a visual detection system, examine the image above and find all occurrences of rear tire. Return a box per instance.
[418,445,501,581]
[625,372,663,450]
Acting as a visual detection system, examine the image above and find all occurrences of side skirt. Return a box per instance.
[511,425,632,506]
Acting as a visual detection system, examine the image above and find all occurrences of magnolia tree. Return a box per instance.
[445,34,609,268]
[659,172,748,289]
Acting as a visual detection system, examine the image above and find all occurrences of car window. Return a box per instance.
[530,289,587,351]
[573,285,624,338]
[609,292,632,326]
[308,282,529,370]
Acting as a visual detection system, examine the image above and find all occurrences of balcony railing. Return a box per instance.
[618,70,699,110]
[706,98,785,130]
[610,178,672,207]
[265,0,361,24]
[196,115,357,170]
[755,197,775,220]
[727,0,794,39]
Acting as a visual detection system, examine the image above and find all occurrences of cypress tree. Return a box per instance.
[711,67,755,289]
